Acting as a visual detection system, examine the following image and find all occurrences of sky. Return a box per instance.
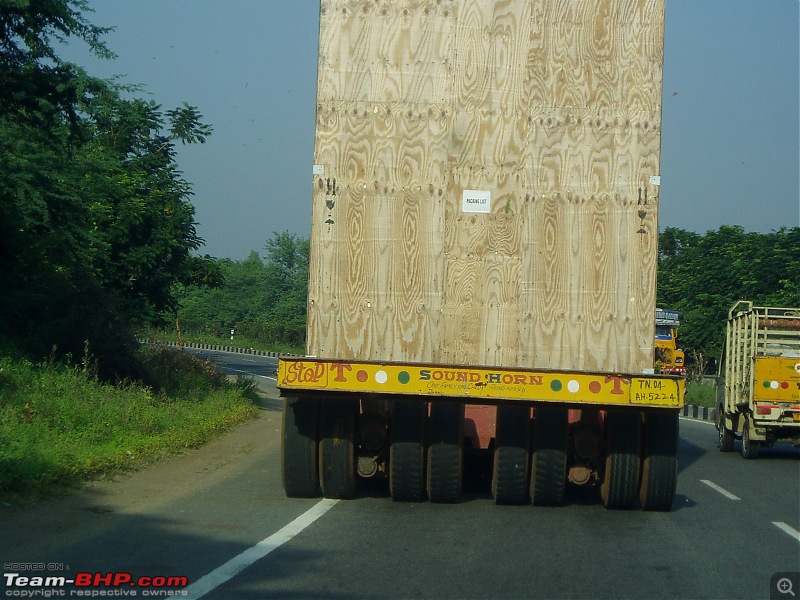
[62,0,800,260]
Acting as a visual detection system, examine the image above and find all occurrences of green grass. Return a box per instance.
[685,380,717,408]
[0,345,260,503]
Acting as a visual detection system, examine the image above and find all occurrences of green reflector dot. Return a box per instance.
[398,371,410,385]
[762,380,771,388]
[551,380,563,392]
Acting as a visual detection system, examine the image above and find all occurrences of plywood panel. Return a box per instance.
[307,185,444,362]
[317,0,455,105]
[307,0,664,374]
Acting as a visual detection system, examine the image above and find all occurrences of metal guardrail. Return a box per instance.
[681,404,714,422]
[140,339,296,358]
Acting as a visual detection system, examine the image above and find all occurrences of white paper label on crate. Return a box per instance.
[649,175,661,186]
[312,164,325,175]
[462,189,491,213]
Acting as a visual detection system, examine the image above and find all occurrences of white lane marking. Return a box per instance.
[231,369,277,382]
[223,367,277,382]
[773,521,800,543]
[184,499,339,599]
[700,479,741,500]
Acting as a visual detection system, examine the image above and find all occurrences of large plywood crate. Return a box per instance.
[306,0,665,373]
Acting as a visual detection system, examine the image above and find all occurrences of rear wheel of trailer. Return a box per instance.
[491,404,531,505]
[281,397,320,498]
[320,397,359,499]
[639,410,679,511]
[530,406,569,506]
[427,402,465,503]
[601,410,641,509]
[390,399,427,502]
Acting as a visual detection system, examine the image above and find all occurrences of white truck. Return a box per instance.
[717,301,800,458]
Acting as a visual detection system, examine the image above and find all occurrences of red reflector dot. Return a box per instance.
[356,370,368,382]
[781,381,789,389]
[589,381,602,394]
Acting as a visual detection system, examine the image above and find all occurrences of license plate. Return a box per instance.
[793,413,800,422]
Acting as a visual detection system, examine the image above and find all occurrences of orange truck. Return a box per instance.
[278,0,683,510]
[716,301,800,458]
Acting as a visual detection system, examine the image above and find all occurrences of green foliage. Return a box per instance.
[167,103,213,145]
[174,232,309,351]
[0,0,222,375]
[684,381,717,408]
[0,0,113,129]
[0,1,259,504]
[658,226,800,367]
[0,346,259,500]
[263,232,310,346]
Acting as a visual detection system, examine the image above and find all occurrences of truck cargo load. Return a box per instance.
[279,0,683,510]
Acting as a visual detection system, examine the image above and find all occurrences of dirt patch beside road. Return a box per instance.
[1,386,285,555]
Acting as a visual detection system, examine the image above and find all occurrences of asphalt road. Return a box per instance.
[2,351,798,600]
[182,348,280,389]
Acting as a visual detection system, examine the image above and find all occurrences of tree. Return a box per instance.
[174,233,311,349]
[179,252,270,330]
[657,226,800,368]
[0,1,219,378]
[0,0,112,129]
[263,232,310,346]
[79,95,214,323]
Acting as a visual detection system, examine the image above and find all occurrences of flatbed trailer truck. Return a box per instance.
[716,301,800,458]
[278,0,683,510]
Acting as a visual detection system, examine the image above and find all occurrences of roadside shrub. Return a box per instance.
[0,349,259,501]
[137,344,227,396]
[685,381,716,408]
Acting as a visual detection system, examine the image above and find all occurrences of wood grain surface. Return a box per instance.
[307,0,664,373]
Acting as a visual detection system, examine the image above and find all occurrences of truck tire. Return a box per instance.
[741,417,760,459]
[492,404,531,505]
[319,397,358,499]
[390,399,427,502]
[601,410,641,510]
[717,407,734,452]
[427,402,464,503]
[281,396,320,498]
[639,410,679,511]
[530,406,568,506]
